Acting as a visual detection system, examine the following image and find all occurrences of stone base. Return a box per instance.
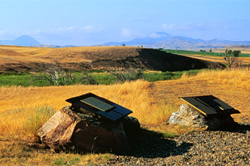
[168,104,236,130]
[37,106,140,153]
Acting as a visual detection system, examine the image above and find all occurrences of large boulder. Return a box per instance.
[168,104,236,130]
[37,106,140,153]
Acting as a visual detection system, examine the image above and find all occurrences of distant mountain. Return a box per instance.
[34,44,77,48]
[105,32,172,46]
[2,33,250,49]
[104,32,250,50]
[0,35,41,46]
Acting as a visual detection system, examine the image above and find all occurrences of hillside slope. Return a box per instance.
[0,46,224,73]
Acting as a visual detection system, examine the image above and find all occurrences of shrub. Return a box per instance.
[224,49,241,68]
[110,68,144,83]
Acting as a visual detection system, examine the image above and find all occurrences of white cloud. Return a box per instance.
[149,32,171,38]
[162,22,208,31]
[56,25,102,33]
[81,25,95,33]
[0,25,106,45]
[161,20,240,32]
[149,32,162,38]
[121,28,132,38]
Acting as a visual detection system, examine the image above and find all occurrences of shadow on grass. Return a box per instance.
[30,123,249,158]
[218,122,250,133]
[122,122,250,158]
[120,128,193,158]
[29,127,192,160]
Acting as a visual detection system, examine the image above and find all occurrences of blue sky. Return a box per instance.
[0,0,250,45]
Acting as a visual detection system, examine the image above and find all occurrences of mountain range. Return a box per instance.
[104,32,250,50]
[1,33,250,49]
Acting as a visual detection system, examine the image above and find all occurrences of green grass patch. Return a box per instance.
[144,70,200,82]
[0,69,202,87]
[162,131,179,138]
[164,49,250,57]
[91,74,117,85]
[0,74,51,87]
[51,156,81,165]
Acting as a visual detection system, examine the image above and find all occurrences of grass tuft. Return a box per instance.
[24,105,56,135]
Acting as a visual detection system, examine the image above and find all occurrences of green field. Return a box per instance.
[164,49,250,57]
[0,69,202,87]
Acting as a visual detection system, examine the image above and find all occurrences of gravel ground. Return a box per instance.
[101,123,250,166]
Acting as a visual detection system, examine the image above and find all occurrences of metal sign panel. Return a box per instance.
[66,93,132,121]
[180,95,240,117]
[80,97,115,112]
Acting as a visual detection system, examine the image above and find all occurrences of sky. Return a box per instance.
[0,0,250,46]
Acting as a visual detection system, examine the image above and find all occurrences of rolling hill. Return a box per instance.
[0,46,224,74]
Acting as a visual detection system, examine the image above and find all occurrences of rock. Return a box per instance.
[37,106,140,153]
[123,116,140,139]
[168,104,236,130]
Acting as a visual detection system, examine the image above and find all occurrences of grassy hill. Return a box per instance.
[0,45,224,74]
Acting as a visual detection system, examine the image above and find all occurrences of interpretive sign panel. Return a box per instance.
[81,97,115,112]
[180,95,240,117]
[66,93,132,121]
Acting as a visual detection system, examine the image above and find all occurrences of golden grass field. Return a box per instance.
[1,45,250,65]
[1,69,249,132]
[181,54,250,65]
[1,69,250,165]
[0,80,176,165]
[0,45,138,64]
[0,80,167,136]
[0,45,142,73]
[177,46,250,65]
[151,69,250,123]
[213,46,250,54]
[1,45,250,165]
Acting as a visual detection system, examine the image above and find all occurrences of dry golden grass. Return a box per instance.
[0,80,174,139]
[1,69,250,165]
[0,80,175,165]
[1,69,250,137]
[181,54,250,65]
[214,46,250,54]
[0,45,141,73]
[0,45,138,65]
[0,136,113,165]
[2,45,250,165]
[0,45,53,64]
[1,45,249,67]
[177,46,250,65]
[152,68,250,123]
[45,46,139,63]
[1,68,249,137]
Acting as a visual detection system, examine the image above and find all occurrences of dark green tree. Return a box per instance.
[224,49,241,68]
